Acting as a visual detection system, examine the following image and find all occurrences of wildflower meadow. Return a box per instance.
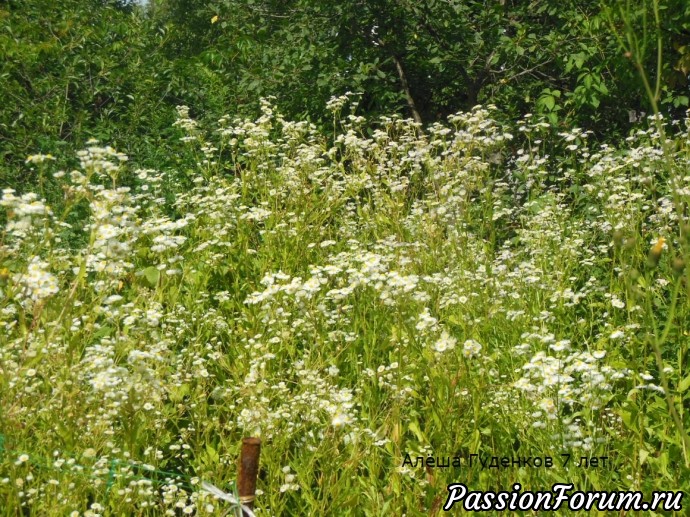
[2,91,690,514]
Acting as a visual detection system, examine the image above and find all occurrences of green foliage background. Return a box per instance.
[3,0,690,195]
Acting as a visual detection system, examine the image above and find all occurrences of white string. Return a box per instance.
[201,481,257,517]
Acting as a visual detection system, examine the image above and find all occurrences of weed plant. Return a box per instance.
[1,94,689,515]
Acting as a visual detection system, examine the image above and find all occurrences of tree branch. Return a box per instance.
[375,37,423,124]
[368,30,422,124]
[391,53,423,124]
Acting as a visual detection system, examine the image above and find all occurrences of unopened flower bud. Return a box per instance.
[613,230,624,249]
[647,237,666,268]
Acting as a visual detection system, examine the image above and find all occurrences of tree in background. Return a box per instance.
[1,0,178,192]
[2,0,690,196]
[153,0,689,131]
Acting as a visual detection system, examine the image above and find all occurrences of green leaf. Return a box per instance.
[169,383,190,403]
[595,82,609,95]
[205,443,219,464]
[673,95,689,107]
[678,375,690,393]
[143,266,160,287]
[583,73,593,88]
[639,449,649,465]
[541,95,556,111]
[574,53,585,69]
[92,325,113,340]
[408,420,426,442]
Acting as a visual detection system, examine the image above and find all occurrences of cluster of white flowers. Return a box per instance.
[1,189,52,242]
[279,466,299,493]
[14,256,59,302]
[76,141,128,183]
